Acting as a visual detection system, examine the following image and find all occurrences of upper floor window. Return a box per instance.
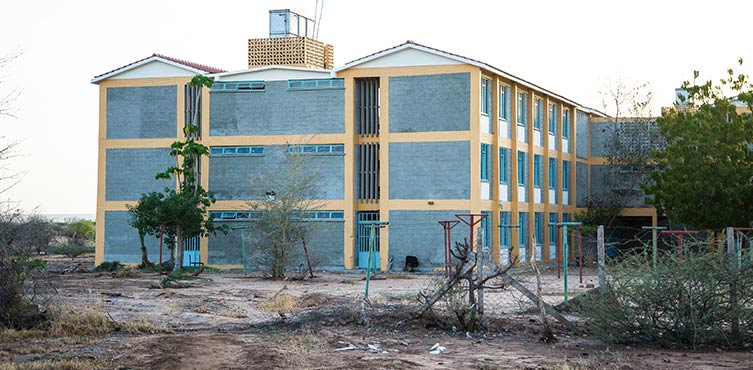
[548,104,558,134]
[499,84,510,120]
[533,98,544,131]
[548,158,557,189]
[481,78,492,115]
[562,160,570,190]
[517,92,529,126]
[562,108,571,139]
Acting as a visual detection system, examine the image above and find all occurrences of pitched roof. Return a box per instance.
[91,54,226,83]
[337,40,604,116]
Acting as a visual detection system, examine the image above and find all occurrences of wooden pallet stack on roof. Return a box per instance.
[248,37,334,70]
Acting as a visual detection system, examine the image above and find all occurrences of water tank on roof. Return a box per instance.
[269,9,315,38]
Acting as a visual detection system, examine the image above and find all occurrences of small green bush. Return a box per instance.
[46,242,94,258]
[93,261,123,272]
[578,247,753,348]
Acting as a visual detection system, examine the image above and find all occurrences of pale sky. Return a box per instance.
[0,0,750,215]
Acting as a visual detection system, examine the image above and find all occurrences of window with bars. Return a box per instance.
[356,143,379,201]
[355,77,380,136]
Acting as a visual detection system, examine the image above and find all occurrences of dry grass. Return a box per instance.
[257,291,300,312]
[0,359,96,370]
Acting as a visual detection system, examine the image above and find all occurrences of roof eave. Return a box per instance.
[90,56,211,84]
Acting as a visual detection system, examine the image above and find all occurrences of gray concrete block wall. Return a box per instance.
[106,86,177,139]
[590,165,648,207]
[207,220,344,269]
[389,141,470,199]
[590,121,617,157]
[388,210,467,270]
[389,73,471,133]
[208,146,344,200]
[104,211,162,264]
[209,81,344,136]
[105,148,174,201]
[576,111,589,159]
[576,162,589,207]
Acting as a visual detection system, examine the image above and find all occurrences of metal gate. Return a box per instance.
[357,211,380,269]
[182,235,201,267]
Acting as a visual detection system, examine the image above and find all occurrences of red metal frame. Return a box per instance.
[660,230,699,261]
[455,213,488,253]
[438,220,461,278]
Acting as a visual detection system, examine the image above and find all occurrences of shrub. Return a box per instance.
[579,247,753,347]
[46,241,94,258]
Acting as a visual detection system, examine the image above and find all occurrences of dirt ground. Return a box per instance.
[1,255,752,370]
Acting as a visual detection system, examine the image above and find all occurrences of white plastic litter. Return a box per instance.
[429,343,446,355]
[334,341,357,352]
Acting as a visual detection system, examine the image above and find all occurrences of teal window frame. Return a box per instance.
[517,151,526,186]
[548,104,557,134]
[535,212,544,246]
[287,144,344,155]
[499,148,509,184]
[481,78,491,115]
[211,81,265,92]
[519,212,528,247]
[210,146,264,157]
[562,160,570,190]
[481,144,490,181]
[500,211,511,247]
[548,158,557,189]
[562,108,570,139]
[481,211,491,248]
[287,78,344,90]
[499,84,510,120]
[517,92,529,126]
[533,98,544,130]
[533,154,542,188]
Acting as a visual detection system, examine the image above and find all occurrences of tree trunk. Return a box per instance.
[138,230,150,267]
[173,229,183,272]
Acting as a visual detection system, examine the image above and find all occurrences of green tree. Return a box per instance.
[126,75,221,272]
[247,149,322,279]
[644,60,753,229]
[64,219,95,243]
[127,192,165,267]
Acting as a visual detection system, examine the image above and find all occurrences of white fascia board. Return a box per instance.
[90,56,207,84]
[210,65,333,79]
[336,43,586,110]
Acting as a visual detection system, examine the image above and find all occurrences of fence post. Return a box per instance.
[597,225,606,290]
[726,227,740,344]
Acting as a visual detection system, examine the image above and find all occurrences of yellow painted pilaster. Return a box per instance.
[95,85,107,266]
[470,69,482,215]
[379,76,390,271]
[343,76,356,269]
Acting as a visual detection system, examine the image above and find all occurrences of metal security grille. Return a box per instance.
[184,84,202,138]
[355,77,380,136]
[356,143,379,201]
[182,235,201,267]
[357,211,380,268]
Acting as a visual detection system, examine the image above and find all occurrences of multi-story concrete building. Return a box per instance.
[92,10,658,270]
